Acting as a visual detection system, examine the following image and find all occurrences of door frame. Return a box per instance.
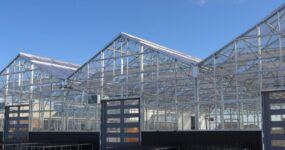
[262,90,285,150]
[101,97,141,150]
[3,104,30,144]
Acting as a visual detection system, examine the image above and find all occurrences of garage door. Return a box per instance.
[263,91,285,150]
[101,98,141,150]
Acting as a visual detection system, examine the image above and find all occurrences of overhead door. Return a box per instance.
[3,104,29,144]
[263,91,285,150]
[101,98,141,150]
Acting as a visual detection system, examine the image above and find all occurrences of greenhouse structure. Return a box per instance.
[1,2,285,150]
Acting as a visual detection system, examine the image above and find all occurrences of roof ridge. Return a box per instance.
[19,52,80,68]
[199,2,285,65]
[120,32,201,63]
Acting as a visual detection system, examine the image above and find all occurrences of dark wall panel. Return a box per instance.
[142,131,262,150]
[29,132,100,150]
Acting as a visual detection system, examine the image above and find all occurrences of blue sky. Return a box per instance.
[0,0,284,69]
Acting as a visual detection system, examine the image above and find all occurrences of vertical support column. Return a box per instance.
[62,82,67,131]
[140,45,144,130]
[240,103,244,129]
[214,102,218,130]
[18,61,22,98]
[277,12,284,87]
[120,43,124,98]
[85,63,90,130]
[235,40,243,129]
[100,51,105,99]
[174,60,179,130]
[113,42,116,77]
[126,50,129,98]
[51,81,55,130]
[29,64,34,131]
[257,26,262,128]
[140,45,144,92]
[213,55,218,130]
[125,40,130,99]
[13,64,16,105]
[220,91,225,129]
[153,52,160,131]
[156,53,160,104]
[87,63,90,94]
[194,66,199,130]
[4,68,10,105]
[3,68,9,132]
[181,108,184,130]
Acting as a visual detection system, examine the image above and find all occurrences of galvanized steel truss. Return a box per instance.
[1,3,285,132]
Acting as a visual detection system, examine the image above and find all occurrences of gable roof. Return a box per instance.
[68,32,201,79]
[121,32,201,64]
[198,3,285,66]
[0,52,80,79]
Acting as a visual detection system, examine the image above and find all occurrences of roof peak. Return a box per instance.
[119,32,201,63]
[18,52,80,79]
[19,52,80,68]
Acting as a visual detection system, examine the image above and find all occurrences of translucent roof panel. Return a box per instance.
[20,53,80,79]
[121,33,201,64]
[69,32,201,79]
[0,52,80,79]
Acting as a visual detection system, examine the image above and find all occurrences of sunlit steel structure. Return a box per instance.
[0,3,285,135]
[197,4,285,130]
[0,53,79,131]
[67,3,285,132]
[67,32,201,132]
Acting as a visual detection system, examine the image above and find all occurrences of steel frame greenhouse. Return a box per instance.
[0,2,285,135]
[0,53,80,131]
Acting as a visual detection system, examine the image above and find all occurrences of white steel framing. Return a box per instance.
[68,32,200,131]
[1,3,285,132]
[0,53,80,131]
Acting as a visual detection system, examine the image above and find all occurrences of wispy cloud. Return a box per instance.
[189,0,246,5]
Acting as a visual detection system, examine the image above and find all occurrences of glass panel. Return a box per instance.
[124,117,139,123]
[124,127,139,133]
[107,137,120,143]
[107,118,120,123]
[270,92,285,99]
[124,108,139,114]
[107,101,121,106]
[271,115,285,122]
[107,109,120,115]
[124,100,139,106]
[270,103,285,110]
[124,138,139,143]
[272,140,285,147]
[107,128,120,133]
[271,127,285,134]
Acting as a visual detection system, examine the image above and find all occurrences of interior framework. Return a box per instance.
[0,3,285,132]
